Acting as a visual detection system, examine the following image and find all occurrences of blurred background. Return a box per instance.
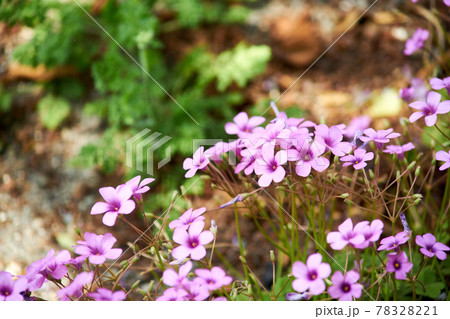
[0,0,438,291]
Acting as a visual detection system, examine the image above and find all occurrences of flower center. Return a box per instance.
[342,284,350,292]
[394,262,400,269]
[355,160,359,164]
[272,165,277,170]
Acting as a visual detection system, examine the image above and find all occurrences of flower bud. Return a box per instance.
[74,226,81,237]
[369,169,375,179]
[407,161,416,170]
[413,198,421,206]
[375,154,379,166]
[270,250,275,262]
[344,198,354,205]
[239,256,247,264]
[340,193,349,198]
[210,220,217,235]
[131,280,141,290]
[120,260,129,269]
[415,166,421,176]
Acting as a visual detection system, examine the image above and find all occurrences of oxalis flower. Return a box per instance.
[183,146,210,178]
[225,112,265,137]
[340,149,374,170]
[171,221,214,260]
[435,150,450,171]
[430,76,450,94]
[57,272,94,301]
[353,219,384,249]
[409,91,450,126]
[254,144,287,187]
[194,266,233,291]
[291,253,331,295]
[74,232,122,265]
[359,128,400,149]
[326,218,365,250]
[404,28,429,56]
[90,184,135,226]
[315,124,352,157]
[125,175,155,201]
[386,252,413,280]
[88,288,126,301]
[377,232,409,252]
[328,270,362,301]
[27,249,71,281]
[169,207,206,231]
[0,272,27,301]
[383,143,415,160]
[415,233,450,260]
[162,261,192,288]
[156,287,188,301]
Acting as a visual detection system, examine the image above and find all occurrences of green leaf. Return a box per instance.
[37,94,70,130]
[210,43,271,91]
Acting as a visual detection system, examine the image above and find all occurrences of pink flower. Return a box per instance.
[225,112,265,137]
[386,252,413,280]
[172,221,214,260]
[183,146,210,178]
[436,150,450,171]
[169,207,206,231]
[125,175,155,201]
[0,272,27,301]
[183,281,210,301]
[377,232,409,251]
[162,261,192,287]
[328,270,362,301]
[383,142,415,160]
[340,149,374,170]
[315,124,352,157]
[57,272,94,301]
[359,128,400,149]
[74,232,122,265]
[409,91,450,126]
[90,185,135,226]
[326,218,365,250]
[430,76,450,94]
[353,219,384,249]
[194,267,233,291]
[291,140,330,177]
[291,253,331,295]
[235,147,260,176]
[416,233,450,260]
[404,28,429,56]
[88,288,126,301]
[27,249,71,280]
[254,144,287,187]
[156,287,188,301]
[343,116,371,139]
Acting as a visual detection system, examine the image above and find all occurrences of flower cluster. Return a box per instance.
[157,261,232,301]
[183,110,404,187]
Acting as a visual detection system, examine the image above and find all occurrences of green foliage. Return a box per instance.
[6,0,271,208]
[201,43,272,91]
[37,94,70,130]
[165,0,250,28]
[0,84,12,113]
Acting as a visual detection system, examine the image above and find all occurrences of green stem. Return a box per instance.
[235,204,250,282]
